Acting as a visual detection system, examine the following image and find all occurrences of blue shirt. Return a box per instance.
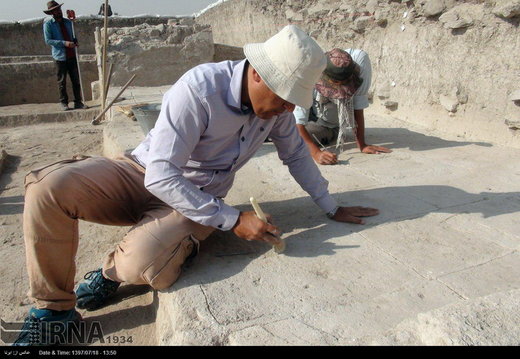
[43,18,75,61]
[294,49,372,128]
[132,60,337,230]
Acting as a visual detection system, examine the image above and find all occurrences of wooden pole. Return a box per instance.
[92,74,136,125]
[100,0,109,120]
[103,62,114,103]
[94,27,103,101]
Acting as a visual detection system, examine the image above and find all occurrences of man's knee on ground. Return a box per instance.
[107,235,194,291]
[145,238,194,290]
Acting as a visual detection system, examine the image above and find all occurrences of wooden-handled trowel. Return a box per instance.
[250,197,286,254]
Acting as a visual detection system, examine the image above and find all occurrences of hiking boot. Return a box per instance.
[12,308,81,346]
[76,268,120,311]
[60,103,70,111]
[74,101,87,109]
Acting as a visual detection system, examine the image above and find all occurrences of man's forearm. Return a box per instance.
[296,124,321,155]
[354,109,366,150]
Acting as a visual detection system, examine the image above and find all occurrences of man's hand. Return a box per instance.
[232,211,283,246]
[312,148,338,165]
[64,41,77,48]
[360,144,392,154]
[331,206,379,224]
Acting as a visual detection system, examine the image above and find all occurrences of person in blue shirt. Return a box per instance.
[43,1,86,111]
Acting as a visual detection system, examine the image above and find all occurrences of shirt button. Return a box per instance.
[218,224,223,229]
[241,136,245,142]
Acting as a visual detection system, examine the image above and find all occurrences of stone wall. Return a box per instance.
[196,0,520,147]
[0,16,181,56]
[0,56,97,106]
[0,16,183,106]
[101,19,214,87]
[213,44,245,62]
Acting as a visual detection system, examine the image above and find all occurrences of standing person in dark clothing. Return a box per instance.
[98,3,113,16]
[43,1,86,111]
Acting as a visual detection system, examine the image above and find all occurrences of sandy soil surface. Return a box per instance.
[0,120,156,346]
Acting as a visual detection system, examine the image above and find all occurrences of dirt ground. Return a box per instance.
[0,119,156,346]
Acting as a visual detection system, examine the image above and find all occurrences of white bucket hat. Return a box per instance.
[243,25,326,109]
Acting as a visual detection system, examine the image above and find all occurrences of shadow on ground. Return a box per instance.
[47,185,518,340]
[174,185,519,288]
[334,127,491,152]
[256,126,491,159]
[81,286,156,344]
[0,154,21,194]
[0,195,24,215]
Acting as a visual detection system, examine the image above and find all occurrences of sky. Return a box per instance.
[1,0,220,22]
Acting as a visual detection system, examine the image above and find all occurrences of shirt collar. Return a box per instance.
[227,59,251,115]
[50,17,66,24]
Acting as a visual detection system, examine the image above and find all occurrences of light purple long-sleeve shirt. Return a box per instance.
[132,60,337,231]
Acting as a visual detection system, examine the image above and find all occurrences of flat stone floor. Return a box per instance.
[104,87,520,345]
[1,86,519,345]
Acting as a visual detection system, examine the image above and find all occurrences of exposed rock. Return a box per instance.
[377,83,392,99]
[404,8,417,24]
[285,8,304,22]
[505,119,520,130]
[440,94,459,112]
[509,89,520,102]
[352,16,373,32]
[103,23,214,87]
[374,8,389,26]
[384,100,399,110]
[366,0,380,14]
[422,0,446,17]
[493,1,520,19]
[149,28,162,38]
[439,8,474,29]
[178,17,195,26]
[91,80,101,101]
[0,148,7,174]
[307,2,335,17]
[452,86,468,105]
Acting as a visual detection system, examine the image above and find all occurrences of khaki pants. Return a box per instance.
[23,155,214,311]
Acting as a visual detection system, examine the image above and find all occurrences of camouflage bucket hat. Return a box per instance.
[315,48,363,99]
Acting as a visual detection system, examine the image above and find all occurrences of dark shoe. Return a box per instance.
[76,268,120,311]
[74,101,87,109]
[60,103,70,111]
[12,308,81,346]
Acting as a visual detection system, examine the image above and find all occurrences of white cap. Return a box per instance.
[243,25,326,109]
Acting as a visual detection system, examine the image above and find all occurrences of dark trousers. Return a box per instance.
[55,57,82,104]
